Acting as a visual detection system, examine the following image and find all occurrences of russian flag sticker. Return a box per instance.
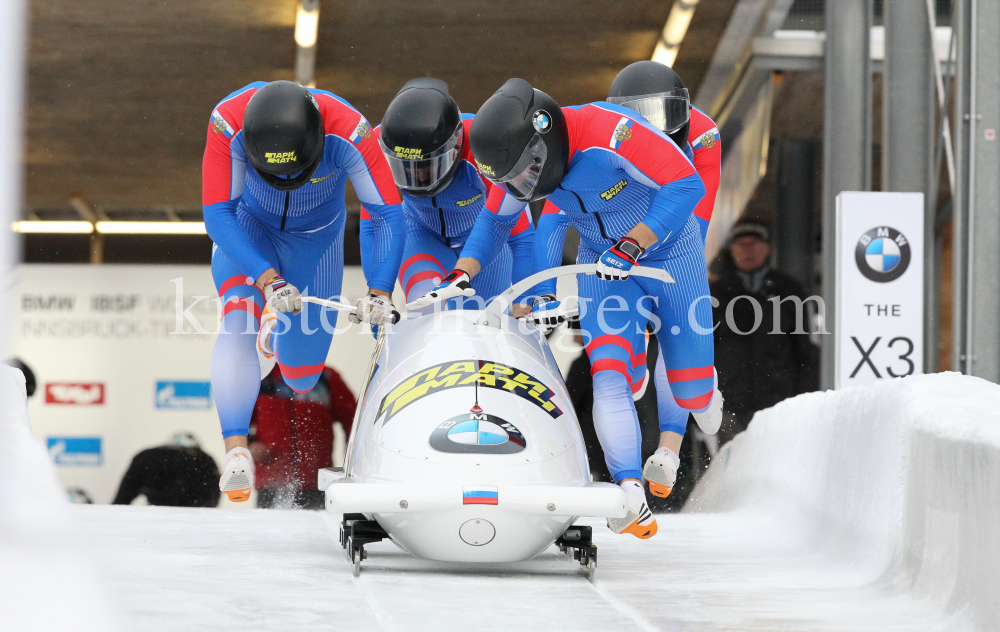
[463,486,498,505]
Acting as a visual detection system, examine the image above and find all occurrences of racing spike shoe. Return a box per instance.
[220,447,254,502]
[643,447,680,498]
[607,480,657,539]
[693,388,724,435]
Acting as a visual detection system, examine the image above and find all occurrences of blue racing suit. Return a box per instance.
[462,102,714,482]
[203,82,404,438]
[362,115,534,310]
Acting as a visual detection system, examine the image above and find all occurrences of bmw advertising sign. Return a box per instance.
[836,192,924,388]
[855,226,911,283]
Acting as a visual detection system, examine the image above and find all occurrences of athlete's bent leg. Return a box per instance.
[269,218,346,393]
[399,219,456,314]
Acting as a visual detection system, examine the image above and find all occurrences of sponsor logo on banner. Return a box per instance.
[21,295,75,311]
[430,413,526,454]
[90,294,139,312]
[378,360,562,424]
[463,485,498,505]
[156,381,212,409]
[47,437,103,466]
[45,383,105,405]
[855,226,911,283]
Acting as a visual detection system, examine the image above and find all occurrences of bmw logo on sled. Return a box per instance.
[315,264,674,578]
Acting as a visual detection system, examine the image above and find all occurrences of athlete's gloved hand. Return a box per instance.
[263,276,302,315]
[596,237,645,281]
[530,294,564,334]
[349,294,399,326]
[406,269,475,310]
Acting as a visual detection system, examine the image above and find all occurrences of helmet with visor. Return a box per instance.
[607,61,691,149]
[379,78,464,198]
[469,78,568,203]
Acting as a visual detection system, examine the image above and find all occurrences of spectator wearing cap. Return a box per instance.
[710,220,820,444]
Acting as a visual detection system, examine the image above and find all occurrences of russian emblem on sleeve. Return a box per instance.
[613,123,633,143]
[355,120,372,140]
[211,115,227,134]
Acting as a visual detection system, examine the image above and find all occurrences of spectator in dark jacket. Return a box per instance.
[113,432,220,507]
[712,220,820,444]
[249,365,356,510]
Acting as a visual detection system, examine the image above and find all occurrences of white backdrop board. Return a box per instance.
[835,192,924,388]
[10,265,393,504]
[9,264,587,505]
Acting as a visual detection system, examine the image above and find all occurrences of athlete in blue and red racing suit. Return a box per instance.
[364,78,533,311]
[417,78,715,538]
[203,81,404,501]
[545,62,723,492]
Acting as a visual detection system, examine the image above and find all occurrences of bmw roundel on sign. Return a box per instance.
[429,413,526,454]
[855,227,911,283]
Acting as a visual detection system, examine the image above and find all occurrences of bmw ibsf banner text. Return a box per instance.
[835,192,924,388]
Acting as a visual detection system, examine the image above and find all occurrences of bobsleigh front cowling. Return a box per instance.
[323,310,627,563]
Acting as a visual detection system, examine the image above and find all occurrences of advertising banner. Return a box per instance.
[835,192,924,388]
[10,264,384,504]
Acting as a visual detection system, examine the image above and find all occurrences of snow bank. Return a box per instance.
[0,365,115,631]
[687,372,1000,630]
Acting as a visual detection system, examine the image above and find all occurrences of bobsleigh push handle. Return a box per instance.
[300,297,401,325]
[475,263,675,327]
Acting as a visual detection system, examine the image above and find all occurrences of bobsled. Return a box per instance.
[315,264,674,578]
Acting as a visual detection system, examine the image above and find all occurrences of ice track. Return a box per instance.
[73,504,968,632]
[4,368,997,631]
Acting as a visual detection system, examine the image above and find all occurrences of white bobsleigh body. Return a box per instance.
[318,265,674,566]
[321,310,626,563]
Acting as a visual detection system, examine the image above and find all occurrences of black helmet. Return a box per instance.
[379,78,464,198]
[243,81,325,191]
[608,61,691,148]
[469,78,568,203]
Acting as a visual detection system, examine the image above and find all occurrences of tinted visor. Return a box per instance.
[608,88,690,134]
[379,123,463,193]
[487,133,548,202]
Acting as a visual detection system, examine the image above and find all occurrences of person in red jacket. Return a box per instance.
[248,364,356,509]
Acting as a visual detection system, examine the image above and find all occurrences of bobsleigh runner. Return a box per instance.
[309,264,674,579]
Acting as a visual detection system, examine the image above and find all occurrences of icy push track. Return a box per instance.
[76,505,968,632]
[5,371,996,631]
